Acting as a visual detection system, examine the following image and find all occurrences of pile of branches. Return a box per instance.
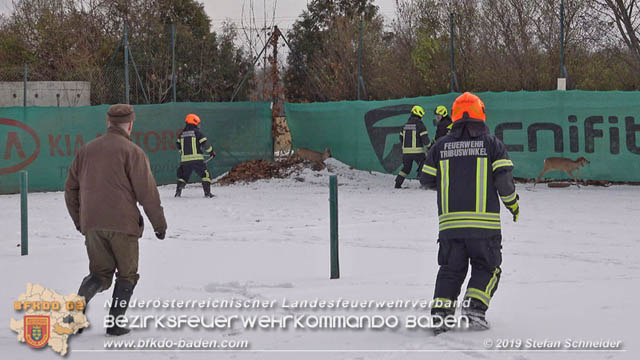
[216,157,303,185]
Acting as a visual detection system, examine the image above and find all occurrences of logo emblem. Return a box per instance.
[24,315,50,348]
[0,118,41,175]
[364,104,414,172]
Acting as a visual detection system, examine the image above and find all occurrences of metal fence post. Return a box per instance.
[357,17,363,100]
[20,171,28,256]
[124,23,130,104]
[23,64,27,107]
[560,0,569,80]
[171,23,177,102]
[449,12,458,93]
[330,175,340,279]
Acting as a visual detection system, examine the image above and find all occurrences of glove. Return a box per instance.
[504,194,519,222]
[155,231,166,240]
[507,203,519,222]
[210,151,216,158]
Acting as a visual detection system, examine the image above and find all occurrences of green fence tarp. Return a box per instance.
[0,102,272,194]
[286,91,640,182]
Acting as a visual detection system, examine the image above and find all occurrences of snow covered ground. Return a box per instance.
[1,158,637,360]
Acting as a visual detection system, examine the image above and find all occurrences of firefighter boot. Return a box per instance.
[431,307,455,336]
[174,182,185,197]
[462,298,490,331]
[77,274,103,334]
[395,175,405,189]
[106,279,135,336]
[202,182,214,198]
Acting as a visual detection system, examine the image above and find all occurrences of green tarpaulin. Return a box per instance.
[0,102,272,194]
[286,91,640,182]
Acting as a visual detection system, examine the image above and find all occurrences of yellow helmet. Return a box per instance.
[411,105,425,118]
[434,105,448,117]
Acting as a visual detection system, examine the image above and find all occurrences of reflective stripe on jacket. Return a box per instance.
[399,114,430,154]
[420,119,515,239]
[176,124,213,162]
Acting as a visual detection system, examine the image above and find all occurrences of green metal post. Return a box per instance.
[171,23,177,102]
[20,171,28,255]
[23,64,27,107]
[124,23,130,104]
[330,175,340,279]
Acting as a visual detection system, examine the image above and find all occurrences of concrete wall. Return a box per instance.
[0,81,90,107]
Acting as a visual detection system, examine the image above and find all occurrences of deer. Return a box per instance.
[294,147,332,169]
[535,156,590,188]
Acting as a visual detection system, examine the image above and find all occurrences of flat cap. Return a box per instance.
[107,104,135,123]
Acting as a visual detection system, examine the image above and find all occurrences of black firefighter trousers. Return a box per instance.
[395,153,426,187]
[177,160,212,195]
[432,236,502,313]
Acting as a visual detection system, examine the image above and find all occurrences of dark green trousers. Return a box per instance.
[84,230,140,291]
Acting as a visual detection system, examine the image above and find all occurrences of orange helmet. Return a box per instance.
[185,113,201,126]
[451,92,486,122]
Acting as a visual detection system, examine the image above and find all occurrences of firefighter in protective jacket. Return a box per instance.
[432,105,453,144]
[395,105,430,188]
[419,92,519,334]
[175,114,215,198]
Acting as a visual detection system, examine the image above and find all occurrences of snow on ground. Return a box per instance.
[1,158,638,360]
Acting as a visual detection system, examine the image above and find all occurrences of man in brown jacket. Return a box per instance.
[64,104,167,336]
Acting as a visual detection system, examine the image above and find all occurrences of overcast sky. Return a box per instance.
[0,0,9,14]
[0,0,399,30]
[207,0,397,31]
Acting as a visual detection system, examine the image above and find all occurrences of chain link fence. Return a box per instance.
[0,64,129,106]
[0,62,228,106]
[0,21,256,107]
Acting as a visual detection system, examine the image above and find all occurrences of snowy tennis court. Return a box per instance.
[1,159,636,359]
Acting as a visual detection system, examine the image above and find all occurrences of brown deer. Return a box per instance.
[535,156,590,187]
[294,147,332,168]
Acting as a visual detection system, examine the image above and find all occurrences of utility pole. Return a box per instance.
[270,26,281,116]
[260,25,270,100]
[269,26,282,157]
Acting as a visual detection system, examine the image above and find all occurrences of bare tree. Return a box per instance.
[591,0,640,68]
[240,0,279,101]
